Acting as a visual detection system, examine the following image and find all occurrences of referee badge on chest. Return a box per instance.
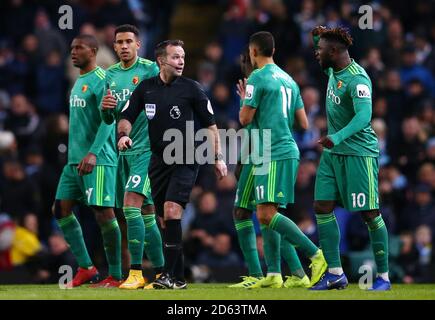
[145,103,156,119]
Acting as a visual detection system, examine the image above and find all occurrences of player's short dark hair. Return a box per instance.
[320,27,353,49]
[154,39,184,60]
[74,34,98,52]
[114,24,139,38]
[249,31,275,57]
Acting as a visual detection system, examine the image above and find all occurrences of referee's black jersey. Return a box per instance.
[121,75,216,158]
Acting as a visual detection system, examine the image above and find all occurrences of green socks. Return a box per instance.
[269,213,319,258]
[366,215,389,273]
[234,219,263,278]
[260,224,281,274]
[143,214,164,269]
[123,207,145,266]
[57,214,93,268]
[100,218,122,280]
[315,213,342,268]
[281,239,306,278]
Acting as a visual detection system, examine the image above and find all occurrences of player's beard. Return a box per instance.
[73,59,89,69]
[320,58,333,70]
[120,50,136,65]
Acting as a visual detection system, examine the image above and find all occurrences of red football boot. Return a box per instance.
[67,266,100,288]
[89,276,123,288]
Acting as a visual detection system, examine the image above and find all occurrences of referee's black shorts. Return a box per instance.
[148,153,200,217]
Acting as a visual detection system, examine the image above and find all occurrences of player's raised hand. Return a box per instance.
[215,159,228,180]
[77,152,97,176]
[102,89,117,111]
[236,78,247,100]
[318,136,334,149]
[117,136,132,151]
[311,25,328,37]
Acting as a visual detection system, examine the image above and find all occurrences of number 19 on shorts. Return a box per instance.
[351,192,366,208]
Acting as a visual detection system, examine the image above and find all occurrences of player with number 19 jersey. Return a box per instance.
[102,57,159,207]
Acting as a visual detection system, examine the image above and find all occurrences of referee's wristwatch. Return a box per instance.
[215,153,224,161]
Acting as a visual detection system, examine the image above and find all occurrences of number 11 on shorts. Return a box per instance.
[256,185,264,200]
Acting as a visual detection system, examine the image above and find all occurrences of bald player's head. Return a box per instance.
[70,34,99,69]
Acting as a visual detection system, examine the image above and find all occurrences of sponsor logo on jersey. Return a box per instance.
[82,84,88,92]
[145,103,156,119]
[70,95,86,108]
[170,106,181,119]
[337,80,343,89]
[111,89,132,102]
[327,87,341,105]
[246,84,254,99]
[132,76,139,85]
[356,84,371,98]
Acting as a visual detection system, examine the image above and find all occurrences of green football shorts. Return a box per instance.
[116,152,153,208]
[55,164,116,207]
[315,151,379,211]
[234,163,256,211]
[234,159,299,209]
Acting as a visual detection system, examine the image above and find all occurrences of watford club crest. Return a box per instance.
[132,76,139,85]
[337,80,343,89]
[82,84,88,92]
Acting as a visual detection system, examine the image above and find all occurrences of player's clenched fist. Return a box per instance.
[102,89,117,111]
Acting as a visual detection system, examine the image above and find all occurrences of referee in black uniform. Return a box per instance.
[117,40,227,289]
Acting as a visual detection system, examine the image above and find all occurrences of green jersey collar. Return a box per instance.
[120,57,139,70]
[333,59,355,75]
[79,67,99,78]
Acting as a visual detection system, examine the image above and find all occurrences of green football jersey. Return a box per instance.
[68,67,117,166]
[244,63,303,163]
[324,59,379,157]
[104,57,159,155]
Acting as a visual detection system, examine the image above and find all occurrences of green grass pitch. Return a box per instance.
[0,284,435,300]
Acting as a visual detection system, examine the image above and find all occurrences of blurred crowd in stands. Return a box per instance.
[0,0,433,283]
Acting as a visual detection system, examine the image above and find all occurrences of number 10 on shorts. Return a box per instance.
[351,192,366,208]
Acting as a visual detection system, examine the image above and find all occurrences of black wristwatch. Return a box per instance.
[215,153,224,161]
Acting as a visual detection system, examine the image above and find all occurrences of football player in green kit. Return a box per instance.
[53,34,122,288]
[101,25,164,289]
[230,49,311,289]
[237,31,327,289]
[310,26,390,291]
